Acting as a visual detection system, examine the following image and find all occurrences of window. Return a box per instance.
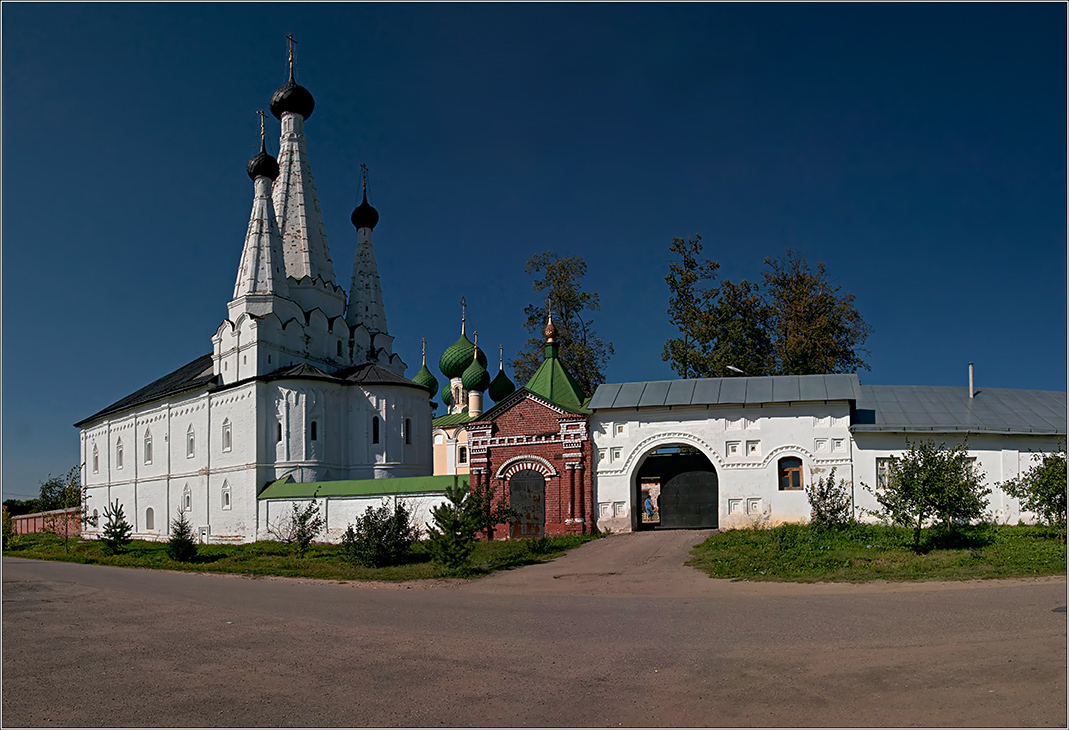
[404,418,411,445]
[434,433,444,445]
[458,446,468,464]
[832,438,845,453]
[186,425,196,458]
[310,420,318,442]
[92,444,99,473]
[92,509,99,527]
[598,449,607,464]
[615,423,626,436]
[611,447,622,462]
[267,354,272,364]
[337,341,342,356]
[372,416,380,444]
[778,457,803,491]
[746,440,760,456]
[116,439,124,469]
[876,457,893,489]
[183,485,192,511]
[222,419,232,452]
[144,430,153,464]
[145,507,154,531]
[222,481,231,510]
[276,422,283,443]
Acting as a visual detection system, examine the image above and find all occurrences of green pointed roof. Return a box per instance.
[488,367,515,402]
[461,348,491,392]
[524,350,587,412]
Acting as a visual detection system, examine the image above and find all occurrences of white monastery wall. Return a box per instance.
[590,401,854,532]
[259,493,449,543]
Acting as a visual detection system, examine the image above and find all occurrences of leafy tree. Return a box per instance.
[37,470,82,512]
[271,496,326,557]
[762,250,872,375]
[41,465,95,553]
[167,510,198,562]
[1002,448,1067,538]
[340,499,421,568]
[867,439,990,553]
[806,467,853,529]
[513,252,613,396]
[426,479,478,573]
[100,499,133,555]
[3,499,37,517]
[467,479,518,541]
[662,239,870,378]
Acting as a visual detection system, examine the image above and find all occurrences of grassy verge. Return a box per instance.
[2,532,601,581]
[687,523,1067,583]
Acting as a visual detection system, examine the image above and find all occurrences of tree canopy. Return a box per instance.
[513,252,613,397]
[662,236,871,378]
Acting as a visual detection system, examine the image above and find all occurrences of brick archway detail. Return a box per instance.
[495,454,558,480]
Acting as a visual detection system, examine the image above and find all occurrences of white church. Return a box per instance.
[76,47,1065,544]
[76,52,437,543]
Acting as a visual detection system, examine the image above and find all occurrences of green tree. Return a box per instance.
[426,479,478,573]
[513,252,613,396]
[37,469,82,512]
[271,495,326,557]
[1002,448,1067,538]
[662,234,719,378]
[467,479,518,541]
[167,510,198,562]
[806,466,853,529]
[762,250,872,375]
[867,440,990,553]
[100,499,133,555]
[42,465,94,553]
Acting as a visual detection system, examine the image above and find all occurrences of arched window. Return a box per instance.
[778,457,803,491]
[276,422,283,443]
[145,507,154,531]
[183,485,192,511]
[404,418,412,445]
[310,421,318,441]
[144,429,153,464]
[222,419,232,452]
[221,481,232,510]
[186,425,196,458]
[116,439,124,469]
[92,444,99,473]
[337,341,342,356]
[458,446,468,464]
[372,416,380,444]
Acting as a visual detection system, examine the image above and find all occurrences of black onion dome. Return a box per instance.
[351,189,380,230]
[246,138,280,180]
[270,68,315,120]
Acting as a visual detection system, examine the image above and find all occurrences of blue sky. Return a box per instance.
[3,4,1065,499]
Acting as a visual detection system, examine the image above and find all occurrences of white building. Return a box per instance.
[76,56,434,544]
[590,374,1065,533]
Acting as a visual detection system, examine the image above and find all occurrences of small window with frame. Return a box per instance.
[778,457,803,491]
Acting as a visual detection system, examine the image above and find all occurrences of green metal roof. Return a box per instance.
[524,343,588,413]
[259,474,468,500]
[432,410,479,427]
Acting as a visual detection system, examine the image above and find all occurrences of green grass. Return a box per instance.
[2,532,601,581]
[687,522,1067,583]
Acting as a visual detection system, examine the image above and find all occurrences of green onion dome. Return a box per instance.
[412,362,438,394]
[488,367,515,402]
[461,350,491,393]
[439,333,487,379]
[440,383,452,406]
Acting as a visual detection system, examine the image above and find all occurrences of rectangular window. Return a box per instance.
[310,421,318,441]
[726,441,741,457]
[614,423,626,436]
[372,417,380,444]
[876,458,893,489]
[458,446,468,464]
[611,447,622,462]
[276,422,283,443]
[598,449,607,464]
[778,457,804,491]
[404,418,411,445]
[746,440,760,456]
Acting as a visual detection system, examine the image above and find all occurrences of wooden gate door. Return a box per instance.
[509,470,546,538]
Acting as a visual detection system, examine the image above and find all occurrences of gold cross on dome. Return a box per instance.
[361,163,369,192]
[256,110,268,141]
[285,33,298,71]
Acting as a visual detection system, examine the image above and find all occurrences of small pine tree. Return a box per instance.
[100,499,133,555]
[340,498,420,568]
[426,479,478,573]
[167,510,198,562]
[806,467,852,529]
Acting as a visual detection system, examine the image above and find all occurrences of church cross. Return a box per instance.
[285,33,298,73]
[421,337,427,365]
[361,163,369,192]
[256,110,268,141]
[460,297,466,335]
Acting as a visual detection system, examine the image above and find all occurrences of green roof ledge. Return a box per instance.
[260,473,469,500]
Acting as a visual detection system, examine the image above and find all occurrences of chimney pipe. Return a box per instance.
[968,362,974,399]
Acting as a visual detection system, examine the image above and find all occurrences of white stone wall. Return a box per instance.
[590,402,854,532]
[259,492,449,543]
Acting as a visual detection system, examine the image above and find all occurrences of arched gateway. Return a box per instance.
[633,443,718,530]
[509,469,546,537]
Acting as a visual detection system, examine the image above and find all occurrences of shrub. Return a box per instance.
[806,467,852,528]
[100,499,133,555]
[270,495,326,557]
[340,499,421,567]
[426,480,478,573]
[167,510,198,562]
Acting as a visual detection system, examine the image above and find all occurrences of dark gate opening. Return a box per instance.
[634,445,718,530]
[509,470,546,538]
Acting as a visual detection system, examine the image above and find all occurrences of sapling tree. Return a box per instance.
[271,495,326,557]
[466,479,518,541]
[41,465,95,553]
[806,467,852,529]
[100,499,133,555]
[1002,447,1067,539]
[867,439,989,553]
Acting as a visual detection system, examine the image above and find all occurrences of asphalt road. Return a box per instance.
[3,531,1066,727]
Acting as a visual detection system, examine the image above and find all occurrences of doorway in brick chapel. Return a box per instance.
[633,444,719,530]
